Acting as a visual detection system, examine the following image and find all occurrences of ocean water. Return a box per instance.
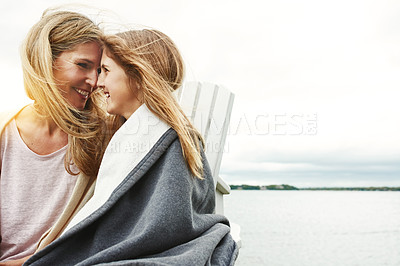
[224,190,400,266]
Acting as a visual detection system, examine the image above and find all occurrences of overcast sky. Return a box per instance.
[1,0,399,187]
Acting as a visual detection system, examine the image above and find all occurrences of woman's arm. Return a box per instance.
[0,255,31,266]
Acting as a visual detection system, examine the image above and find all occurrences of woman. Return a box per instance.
[25,29,238,265]
[0,9,109,264]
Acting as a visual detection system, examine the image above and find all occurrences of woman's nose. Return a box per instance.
[86,69,98,89]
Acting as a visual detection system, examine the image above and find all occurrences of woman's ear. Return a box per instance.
[129,78,143,103]
[136,82,144,104]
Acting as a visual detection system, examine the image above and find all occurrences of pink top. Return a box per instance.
[0,120,78,262]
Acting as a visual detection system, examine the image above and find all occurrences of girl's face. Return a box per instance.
[53,41,102,110]
[98,51,142,119]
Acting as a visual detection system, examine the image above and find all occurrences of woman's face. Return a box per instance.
[53,41,102,110]
[98,51,142,119]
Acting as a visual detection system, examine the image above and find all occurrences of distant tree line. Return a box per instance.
[300,187,400,191]
[230,184,400,191]
[230,184,299,190]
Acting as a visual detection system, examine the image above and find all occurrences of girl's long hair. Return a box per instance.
[21,9,110,177]
[102,29,205,179]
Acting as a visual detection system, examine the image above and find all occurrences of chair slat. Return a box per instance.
[178,81,234,215]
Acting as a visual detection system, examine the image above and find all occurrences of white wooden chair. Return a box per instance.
[176,81,241,247]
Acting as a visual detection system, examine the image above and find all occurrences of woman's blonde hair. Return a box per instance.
[102,29,205,179]
[21,9,109,177]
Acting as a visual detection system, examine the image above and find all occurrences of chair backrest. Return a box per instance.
[176,81,234,214]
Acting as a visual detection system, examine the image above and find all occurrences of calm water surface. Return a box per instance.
[224,190,400,266]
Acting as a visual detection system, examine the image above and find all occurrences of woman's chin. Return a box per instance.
[67,98,88,111]
[106,107,118,116]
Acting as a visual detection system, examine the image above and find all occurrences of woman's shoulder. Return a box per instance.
[0,107,26,133]
[1,104,33,126]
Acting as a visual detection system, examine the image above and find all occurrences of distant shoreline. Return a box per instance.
[230,184,400,191]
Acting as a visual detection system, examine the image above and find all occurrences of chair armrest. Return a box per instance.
[216,176,231,195]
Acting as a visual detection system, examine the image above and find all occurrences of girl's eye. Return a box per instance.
[97,68,101,74]
[102,66,109,73]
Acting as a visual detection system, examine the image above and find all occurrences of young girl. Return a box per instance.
[0,9,109,264]
[25,29,238,265]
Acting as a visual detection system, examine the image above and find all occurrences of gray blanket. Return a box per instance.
[25,128,238,265]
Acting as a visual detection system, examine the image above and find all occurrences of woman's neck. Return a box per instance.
[15,104,68,155]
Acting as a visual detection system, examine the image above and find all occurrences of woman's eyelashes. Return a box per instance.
[77,61,97,71]
[77,62,89,69]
